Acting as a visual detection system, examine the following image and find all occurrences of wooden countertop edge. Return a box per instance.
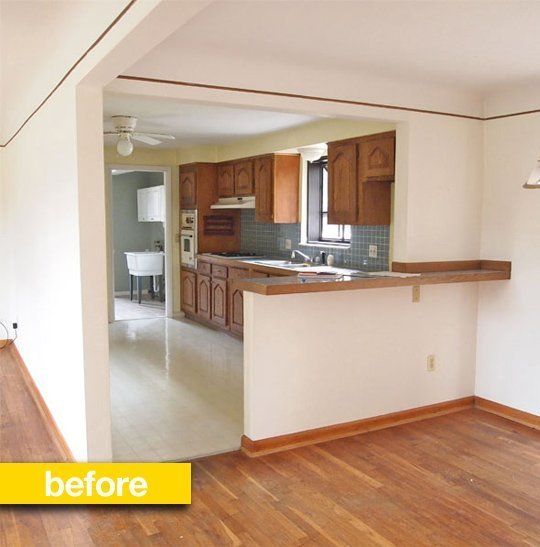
[236,267,511,296]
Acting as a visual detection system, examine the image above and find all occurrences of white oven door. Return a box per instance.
[181,232,195,267]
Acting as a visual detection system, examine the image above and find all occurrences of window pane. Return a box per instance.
[321,213,340,240]
[321,167,328,212]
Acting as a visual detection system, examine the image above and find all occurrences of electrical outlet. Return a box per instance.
[285,239,292,250]
[368,244,378,258]
[427,354,436,371]
[412,285,421,302]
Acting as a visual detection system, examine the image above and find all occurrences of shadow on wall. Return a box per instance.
[112,172,164,292]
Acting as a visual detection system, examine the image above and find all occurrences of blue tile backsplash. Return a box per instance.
[240,210,390,270]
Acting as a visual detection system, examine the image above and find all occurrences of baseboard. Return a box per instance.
[475,396,540,429]
[241,396,475,457]
[9,344,74,462]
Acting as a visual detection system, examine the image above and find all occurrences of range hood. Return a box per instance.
[210,196,255,209]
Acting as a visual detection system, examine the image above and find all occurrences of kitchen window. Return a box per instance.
[306,158,351,245]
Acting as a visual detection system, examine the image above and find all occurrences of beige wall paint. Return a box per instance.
[177,118,394,164]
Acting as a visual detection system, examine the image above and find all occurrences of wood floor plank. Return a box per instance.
[1,348,539,545]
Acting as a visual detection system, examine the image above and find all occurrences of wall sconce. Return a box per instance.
[523,158,540,189]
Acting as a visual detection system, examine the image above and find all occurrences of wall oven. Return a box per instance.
[180,210,197,267]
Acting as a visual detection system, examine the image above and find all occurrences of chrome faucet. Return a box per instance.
[291,249,311,264]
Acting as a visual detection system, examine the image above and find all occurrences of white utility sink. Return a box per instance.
[125,252,164,276]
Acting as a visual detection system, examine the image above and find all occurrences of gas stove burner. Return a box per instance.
[208,252,261,258]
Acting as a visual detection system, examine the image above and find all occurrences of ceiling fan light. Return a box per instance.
[117,135,133,157]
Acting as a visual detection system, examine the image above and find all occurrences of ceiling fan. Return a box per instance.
[104,115,175,156]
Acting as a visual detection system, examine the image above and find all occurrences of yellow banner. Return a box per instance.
[0,463,191,504]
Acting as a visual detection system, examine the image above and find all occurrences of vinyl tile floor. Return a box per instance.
[109,316,243,462]
[114,294,165,321]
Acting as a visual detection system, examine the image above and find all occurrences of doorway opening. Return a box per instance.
[107,166,173,322]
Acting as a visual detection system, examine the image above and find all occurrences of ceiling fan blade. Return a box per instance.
[132,134,161,145]
[136,132,175,141]
[103,131,118,135]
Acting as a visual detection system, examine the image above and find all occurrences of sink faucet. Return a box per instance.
[291,249,311,264]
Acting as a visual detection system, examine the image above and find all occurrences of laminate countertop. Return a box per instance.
[233,260,512,296]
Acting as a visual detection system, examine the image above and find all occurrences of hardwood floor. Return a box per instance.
[1,346,539,546]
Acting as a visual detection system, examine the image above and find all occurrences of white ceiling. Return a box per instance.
[103,93,320,148]
[126,0,540,95]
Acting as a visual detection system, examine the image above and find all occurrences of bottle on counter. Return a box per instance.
[327,254,335,267]
[320,251,327,265]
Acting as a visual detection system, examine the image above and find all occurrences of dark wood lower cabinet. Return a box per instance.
[181,270,197,314]
[229,285,244,335]
[211,278,228,327]
[196,274,211,320]
[182,262,276,336]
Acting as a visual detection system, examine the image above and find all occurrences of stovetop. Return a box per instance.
[205,252,261,258]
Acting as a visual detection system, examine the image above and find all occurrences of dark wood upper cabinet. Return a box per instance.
[327,131,395,226]
[359,133,395,182]
[254,156,274,222]
[217,163,234,197]
[196,274,211,320]
[180,170,197,209]
[211,278,228,327]
[180,270,197,314]
[254,154,300,223]
[234,160,254,195]
[327,141,358,225]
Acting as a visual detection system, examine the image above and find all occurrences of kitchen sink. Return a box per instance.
[253,260,310,268]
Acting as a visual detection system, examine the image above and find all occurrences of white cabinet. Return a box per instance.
[137,186,165,222]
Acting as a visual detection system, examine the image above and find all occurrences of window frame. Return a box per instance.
[306,157,351,245]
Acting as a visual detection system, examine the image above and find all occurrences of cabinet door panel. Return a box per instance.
[180,171,196,209]
[137,188,147,221]
[229,285,244,335]
[327,142,358,225]
[359,135,395,181]
[217,164,235,197]
[181,270,196,314]
[196,274,211,320]
[211,278,228,327]
[254,156,273,222]
[234,160,254,196]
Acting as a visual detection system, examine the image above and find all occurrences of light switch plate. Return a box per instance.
[412,285,421,302]
[369,245,378,258]
[285,239,292,250]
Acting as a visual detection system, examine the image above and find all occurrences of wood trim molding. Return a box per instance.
[8,344,74,461]
[0,0,138,148]
[116,75,540,123]
[392,260,481,273]
[475,397,540,429]
[117,75,484,121]
[392,260,511,274]
[241,396,475,457]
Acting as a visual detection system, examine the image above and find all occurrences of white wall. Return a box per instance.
[394,116,483,261]
[1,86,90,458]
[244,284,478,440]
[0,0,210,460]
[0,0,127,142]
[475,114,540,415]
